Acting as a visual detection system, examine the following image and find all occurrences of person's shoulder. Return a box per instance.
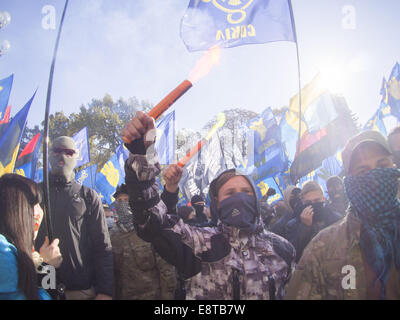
[307,215,348,252]
[0,234,17,257]
[0,235,18,293]
[260,231,296,265]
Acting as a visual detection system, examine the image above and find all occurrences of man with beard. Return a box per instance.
[35,136,113,300]
[121,111,295,300]
[286,130,400,299]
[325,176,349,217]
[285,181,342,263]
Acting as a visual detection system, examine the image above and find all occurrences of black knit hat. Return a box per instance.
[113,183,129,199]
[191,194,205,204]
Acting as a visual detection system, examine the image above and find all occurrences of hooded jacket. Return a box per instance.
[124,150,295,300]
[271,186,298,238]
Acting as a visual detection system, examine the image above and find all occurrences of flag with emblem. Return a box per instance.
[363,106,387,136]
[181,0,296,52]
[72,126,90,168]
[76,164,98,190]
[256,176,283,205]
[95,154,124,204]
[14,132,42,179]
[245,107,288,182]
[0,92,35,176]
[0,74,13,120]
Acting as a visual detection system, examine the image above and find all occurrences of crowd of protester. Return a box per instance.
[1,110,400,300]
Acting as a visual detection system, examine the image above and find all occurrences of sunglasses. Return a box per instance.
[53,147,76,157]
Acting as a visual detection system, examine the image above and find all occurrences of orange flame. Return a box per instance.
[188,45,221,84]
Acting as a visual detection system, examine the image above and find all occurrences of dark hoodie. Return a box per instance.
[271,186,300,239]
[124,150,296,300]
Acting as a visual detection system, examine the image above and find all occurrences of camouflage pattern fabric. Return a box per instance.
[126,154,295,300]
[111,228,176,300]
[285,212,400,299]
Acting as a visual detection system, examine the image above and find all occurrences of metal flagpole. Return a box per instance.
[42,0,69,241]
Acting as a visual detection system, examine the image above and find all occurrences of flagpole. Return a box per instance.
[288,0,302,159]
[42,0,69,242]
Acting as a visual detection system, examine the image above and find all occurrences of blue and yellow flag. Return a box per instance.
[72,126,90,168]
[76,164,98,190]
[279,107,302,163]
[245,107,288,181]
[95,154,124,205]
[15,133,42,180]
[180,0,296,52]
[256,176,283,205]
[363,105,387,136]
[387,62,400,120]
[155,111,175,165]
[0,92,35,176]
[0,74,13,119]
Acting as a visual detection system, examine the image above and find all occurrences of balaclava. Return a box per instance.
[49,136,77,182]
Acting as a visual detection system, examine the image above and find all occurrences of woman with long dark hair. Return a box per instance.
[0,173,62,300]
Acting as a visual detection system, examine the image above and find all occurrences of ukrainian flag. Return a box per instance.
[0,92,35,177]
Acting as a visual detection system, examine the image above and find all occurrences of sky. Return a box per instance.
[1,0,399,134]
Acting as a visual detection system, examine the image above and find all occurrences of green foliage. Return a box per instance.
[29,94,149,171]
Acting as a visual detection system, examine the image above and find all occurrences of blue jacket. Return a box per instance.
[0,234,51,300]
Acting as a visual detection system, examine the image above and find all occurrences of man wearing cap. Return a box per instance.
[285,130,400,299]
[35,136,113,300]
[121,111,295,300]
[110,183,177,300]
[325,176,349,217]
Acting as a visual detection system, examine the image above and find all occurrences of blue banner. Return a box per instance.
[181,0,296,52]
[245,107,288,181]
[388,62,400,120]
[116,142,130,180]
[76,164,98,190]
[72,126,90,168]
[155,111,175,165]
[0,74,13,119]
[0,91,35,176]
[95,154,124,205]
[255,176,283,205]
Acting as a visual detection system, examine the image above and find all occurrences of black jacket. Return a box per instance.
[285,206,342,262]
[35,176,113,296]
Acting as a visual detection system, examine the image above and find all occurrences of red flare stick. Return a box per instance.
[177,139,207,168]
[123,80,192,144]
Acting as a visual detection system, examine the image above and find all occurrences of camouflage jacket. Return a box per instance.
[285,212,400,299]
[110,227,177,300]
[125,153,295,300]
